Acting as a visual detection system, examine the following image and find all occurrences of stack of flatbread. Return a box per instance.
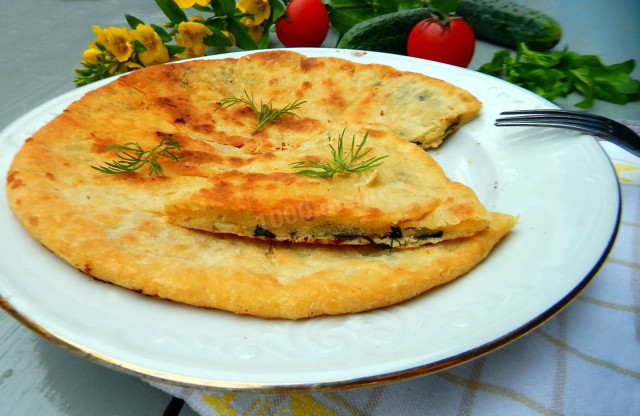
[6,51,515,319]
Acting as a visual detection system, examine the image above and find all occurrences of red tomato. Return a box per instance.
[407,17,475,67]
[276,0,329,47]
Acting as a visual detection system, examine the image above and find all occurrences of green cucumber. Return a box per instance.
[457,0,562,51]
[336,0,562,54]
[337,8,433,54]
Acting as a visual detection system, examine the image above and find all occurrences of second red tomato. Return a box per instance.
[276,0,330,47]
[407,17,475,67]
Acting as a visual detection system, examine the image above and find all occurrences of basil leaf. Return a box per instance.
[478,50,513,75]
[605,59,635,75]
[479,42,640,108]
[518,45,563,68]
[573,81,595,109]
[594,84,629,105]
[562,51,602,69]
[595,63,640,94]
[526,68,565,91]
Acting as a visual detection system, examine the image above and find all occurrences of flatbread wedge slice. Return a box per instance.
[164,124,491,248]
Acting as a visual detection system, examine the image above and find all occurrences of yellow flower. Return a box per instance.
[91,25,109,48]
[124,62,144,72]
[237,0,271,26]
[130,24,170,66]
[81,47,102,63]
[221,31,236,47]
[92,26,133,62]
[174,0,210,8]
[175,21,213,58]
[246,25,264,42]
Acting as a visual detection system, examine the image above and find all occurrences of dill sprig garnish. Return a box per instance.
[216,90,306,134]
[290,130,388,178]
[91,136,181,177]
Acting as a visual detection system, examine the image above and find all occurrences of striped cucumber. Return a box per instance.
[457,0,562,51]
[337,8,433,54]
[336,0,562,53]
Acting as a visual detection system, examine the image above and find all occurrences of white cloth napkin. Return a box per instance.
[149,122,640,416]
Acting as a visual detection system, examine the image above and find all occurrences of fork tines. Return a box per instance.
[495,109,640,157]
[496,110,613,136]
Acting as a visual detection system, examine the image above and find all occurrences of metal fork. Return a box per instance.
[495,109,640,158]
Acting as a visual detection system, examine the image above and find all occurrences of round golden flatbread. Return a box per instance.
[6,51,514,319]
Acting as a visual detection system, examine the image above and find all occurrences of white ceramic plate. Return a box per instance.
[0,48,620,391]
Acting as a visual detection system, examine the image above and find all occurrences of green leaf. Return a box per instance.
[208,0,224,15]
[397,0,429,9]
[518,45,563,68]
[193,4,215,14]
[270,0,287,22]
[523,68,565,91]
[573,81,595,108]
[479,42,640,108]
[210,0,237,15]
[154,0,188,25]
[561,52,602,69]
[220,0,238,14]
[203,36,233,48]
[125,14,145,30]
[257,32,271,49]
[428,0,459,14]
[226,19,259,50]
[593,69,640,95]
[203,25,233,48]
[605,59,635,75]
[131,40,148,53]
[165,44,187,57]
[593,84,629,105]
[328,0,398,34]
[568,66,591,85]
[478,50,512,76]
[150,24,173,43]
